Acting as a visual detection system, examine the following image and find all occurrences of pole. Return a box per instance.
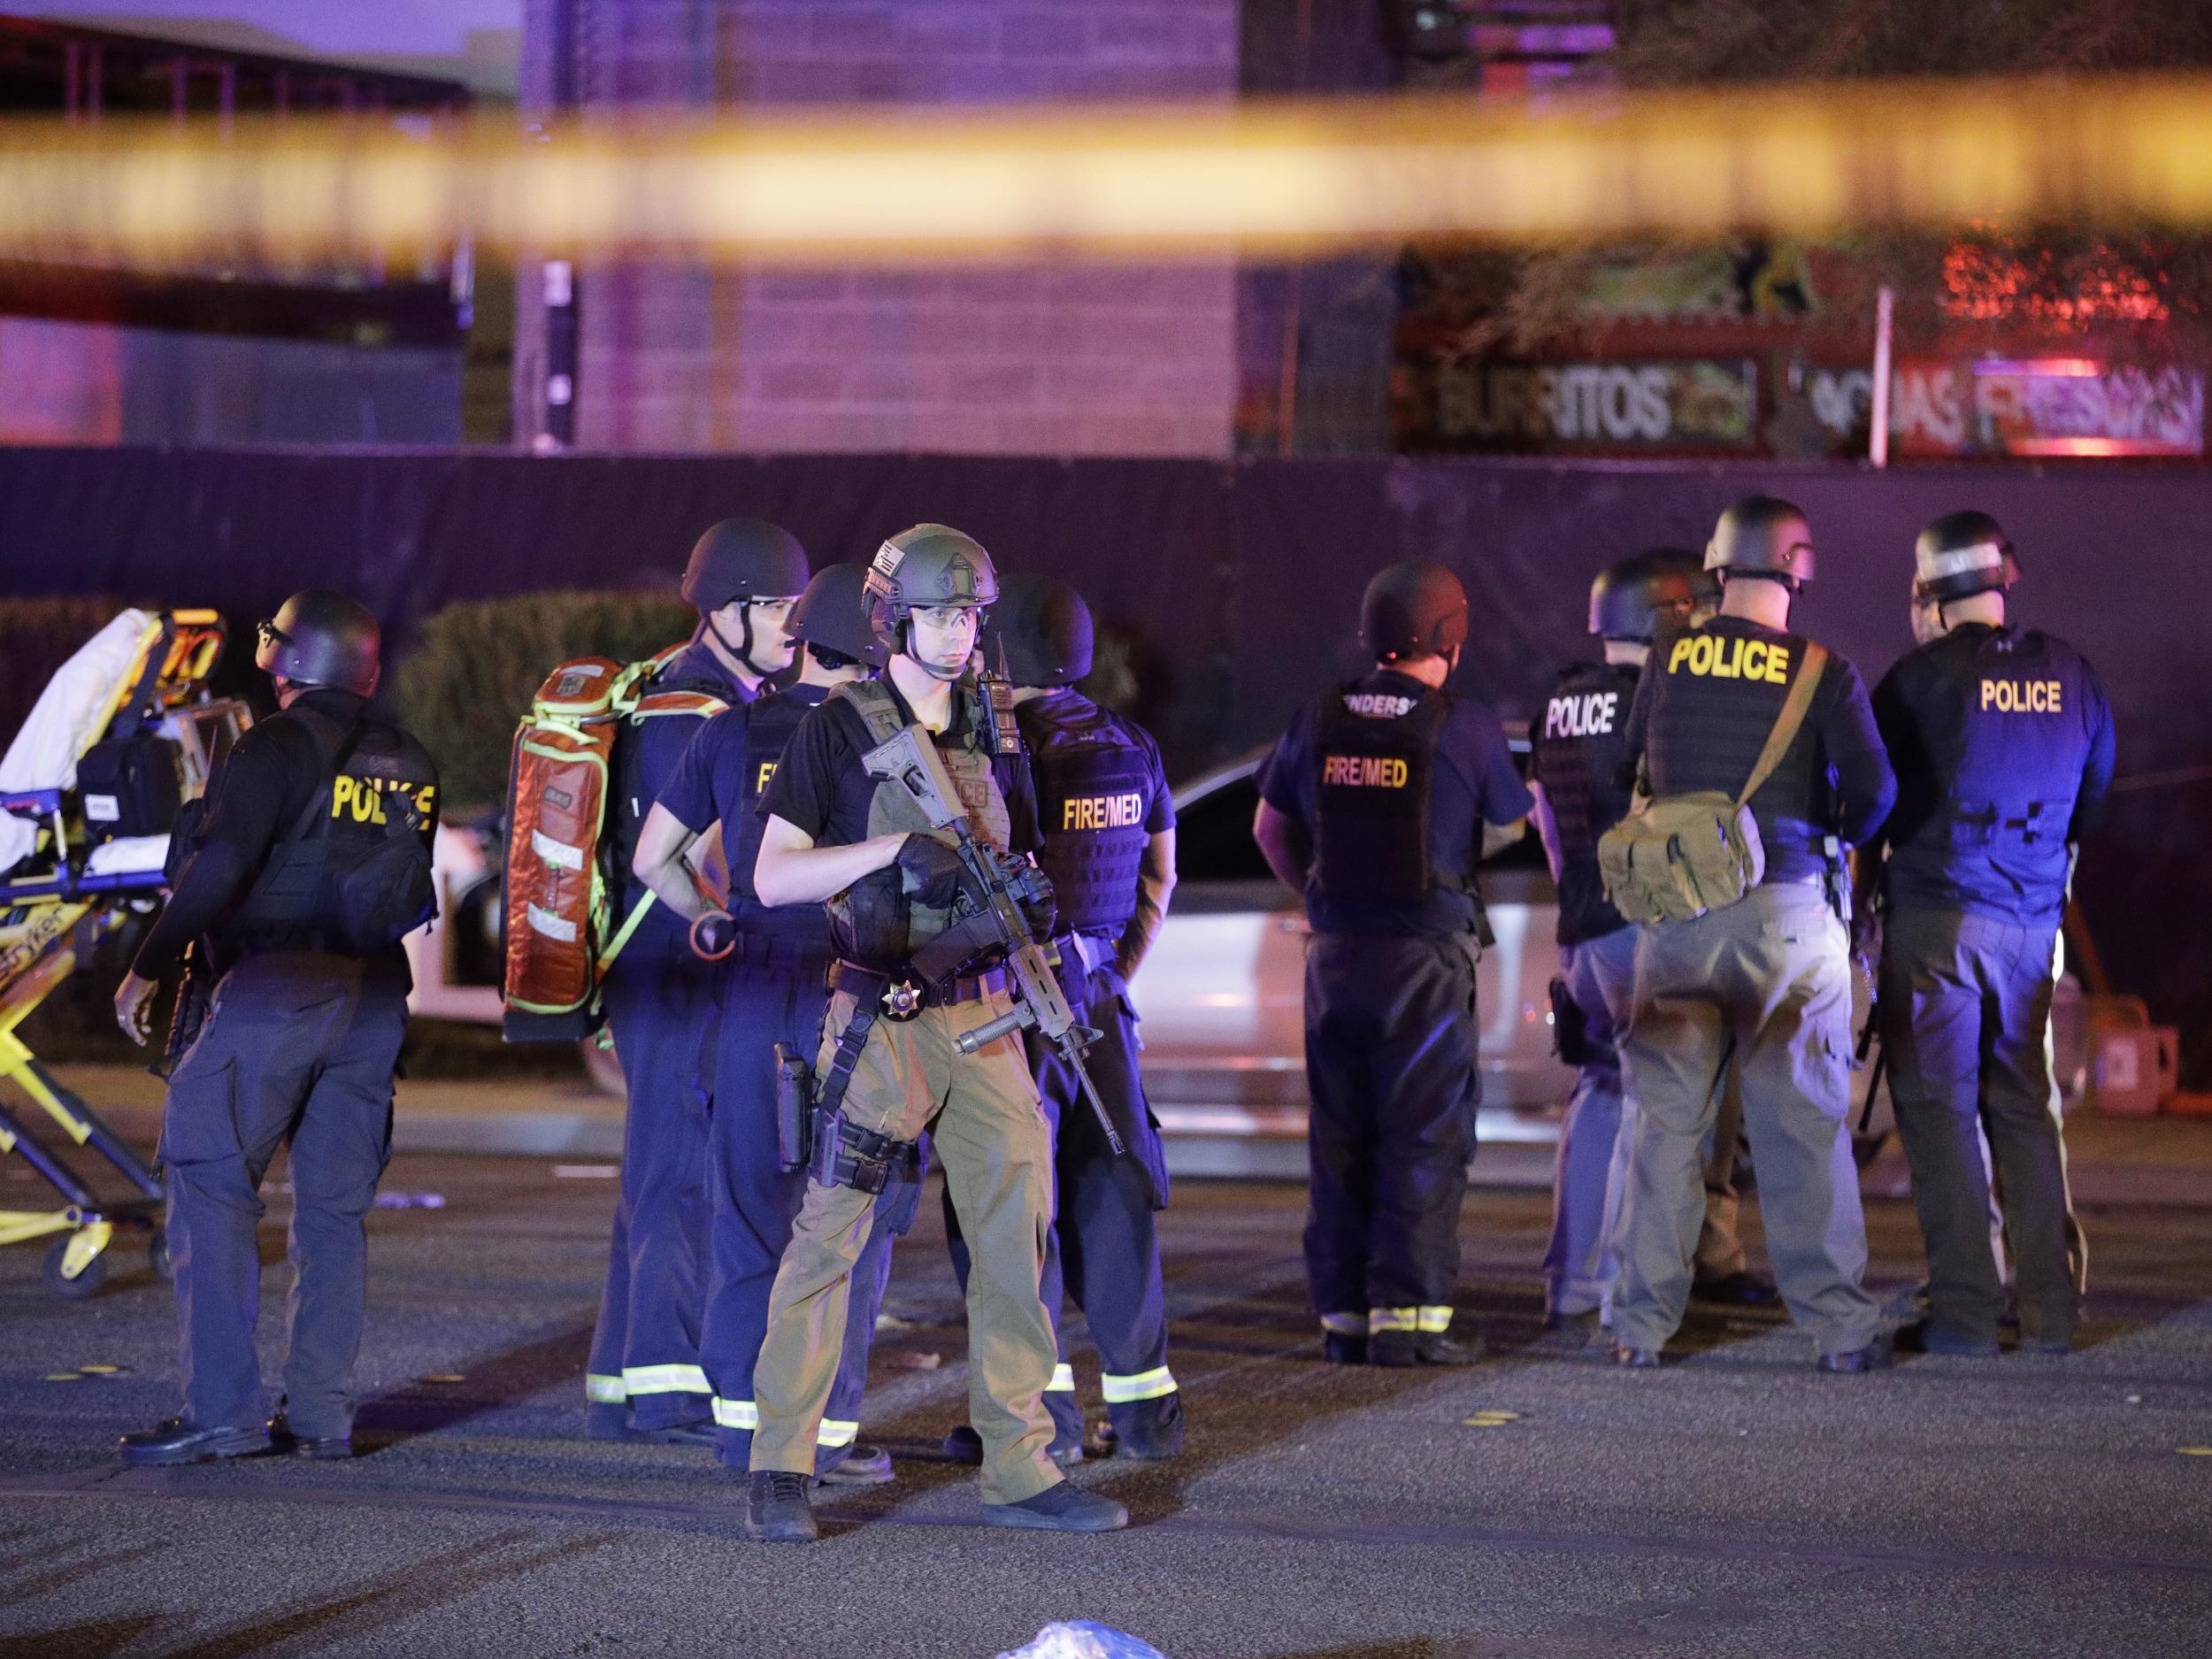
[1870,284,1894,467]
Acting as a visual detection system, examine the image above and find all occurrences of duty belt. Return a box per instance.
[829,959,1010,1018]
[810,959,1010,1137]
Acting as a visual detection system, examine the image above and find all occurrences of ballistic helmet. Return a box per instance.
[991,572,1094,688]
[1914,510,2020,606]
[1588,549,1701,641]
[255,590,380,696]
[864,523,999,658]
[680,518,810,614]
[1704,497,1816,588]
[787,561,889,670]
[1361,561,1469,663]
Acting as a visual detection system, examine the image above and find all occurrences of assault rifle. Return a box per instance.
[863,724,1125,1157]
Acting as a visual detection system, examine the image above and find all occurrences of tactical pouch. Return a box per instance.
[808,1110,912,1196]
[1598,643,1826,926]
[1548,975,1599,1067]
[773,1042,814,1172]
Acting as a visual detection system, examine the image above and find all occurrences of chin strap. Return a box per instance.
[704,603,771,679]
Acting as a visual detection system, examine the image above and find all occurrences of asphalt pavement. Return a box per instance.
[4,1141,2212,1659]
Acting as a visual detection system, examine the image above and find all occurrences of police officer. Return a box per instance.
[1871,511,2115,1356]
[1609,497,1896,1371]
[1530,551,1773,1336]
[585,518,810,1443]
[743,525,1127,1541]
[114,590,438,1464]
[1253,562,1532,1366]
[943,573,1183,1463]
[631,562,908,1485]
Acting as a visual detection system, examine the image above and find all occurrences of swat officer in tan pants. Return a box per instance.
[743,525,1127,1542]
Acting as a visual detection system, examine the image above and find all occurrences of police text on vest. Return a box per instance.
[1981,679,2062,712]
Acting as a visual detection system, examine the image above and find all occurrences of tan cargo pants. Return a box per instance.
[749,987,1063,1505]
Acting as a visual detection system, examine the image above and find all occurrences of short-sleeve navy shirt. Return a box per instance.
[1258,668,1532,937]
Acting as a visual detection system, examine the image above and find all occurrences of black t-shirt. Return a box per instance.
[1624,616,1894,884]
[1531,659,1640,946]
[1256,668,1532,938]
[761,677,1041,855]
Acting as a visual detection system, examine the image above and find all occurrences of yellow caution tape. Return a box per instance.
[78,1364,123,1375]
[45,1373,82,1382]
[2179,1447,2212,1456]
[422,1374,467,1385]
[4,76,2212,266]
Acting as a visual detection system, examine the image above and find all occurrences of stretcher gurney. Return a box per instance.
[0,609,250,1297]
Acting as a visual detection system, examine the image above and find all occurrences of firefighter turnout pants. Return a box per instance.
[1303,931,1481,1341]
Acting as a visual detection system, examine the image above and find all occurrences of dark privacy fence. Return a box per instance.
[4,446,2206,1077]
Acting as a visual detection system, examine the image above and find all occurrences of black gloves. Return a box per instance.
[897,834,977,910]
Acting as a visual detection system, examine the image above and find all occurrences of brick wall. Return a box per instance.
[519,0,1242,457]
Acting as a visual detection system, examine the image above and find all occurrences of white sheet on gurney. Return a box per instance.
[0,609,157,876]
[86,834,171,877]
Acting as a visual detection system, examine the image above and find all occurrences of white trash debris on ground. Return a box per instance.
[995,1622,1166,1659]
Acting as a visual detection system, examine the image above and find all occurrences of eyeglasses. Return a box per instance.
[747,597,798,621]
[911,604,981,629]
[256,618,290,650]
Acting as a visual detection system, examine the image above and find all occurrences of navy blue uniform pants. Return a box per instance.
[948,946,1179,1448]
[159,950,406,1440]
[1302,932,1480,1337]
[1882,907,2077,1347]
[700,956,910,1469]
[587,948,717,1432]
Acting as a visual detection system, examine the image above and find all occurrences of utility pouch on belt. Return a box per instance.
[1548,975,1598,1067]
[773,1042,813,1172]
[1598,644,1826,926]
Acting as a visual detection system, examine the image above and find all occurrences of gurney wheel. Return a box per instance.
[42,1239,107,1301]
[148,1231,173,1282]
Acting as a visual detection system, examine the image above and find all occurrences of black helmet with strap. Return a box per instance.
[1914,509,2021,606]
[788,561,889,670]
[1361,561,1469,663]
[864,523,999,668]
[1704,496,1816,589]
[991,571,1093,687]
[256,590,380,696]
[1588,549,1700,642]
[681,518,810,677]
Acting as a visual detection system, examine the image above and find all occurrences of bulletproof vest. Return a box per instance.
[228,703,439,956]
[1883,626,2094,916]
[826,679,1012,970]
[1533,660,1640,943]
[729,686,834,950]
[1644,620,1828,857]
[1018,691,1153,934]
[1310,681,1452,908]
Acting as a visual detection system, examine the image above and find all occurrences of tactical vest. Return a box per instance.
[1019,692,1153,934]
[1644,619,1832,878]
[1532,660,1640,945]
[1310,682,1452,908]
[228,703,439,956]
[1883,626,2093,918]
[826,679,1011,970]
